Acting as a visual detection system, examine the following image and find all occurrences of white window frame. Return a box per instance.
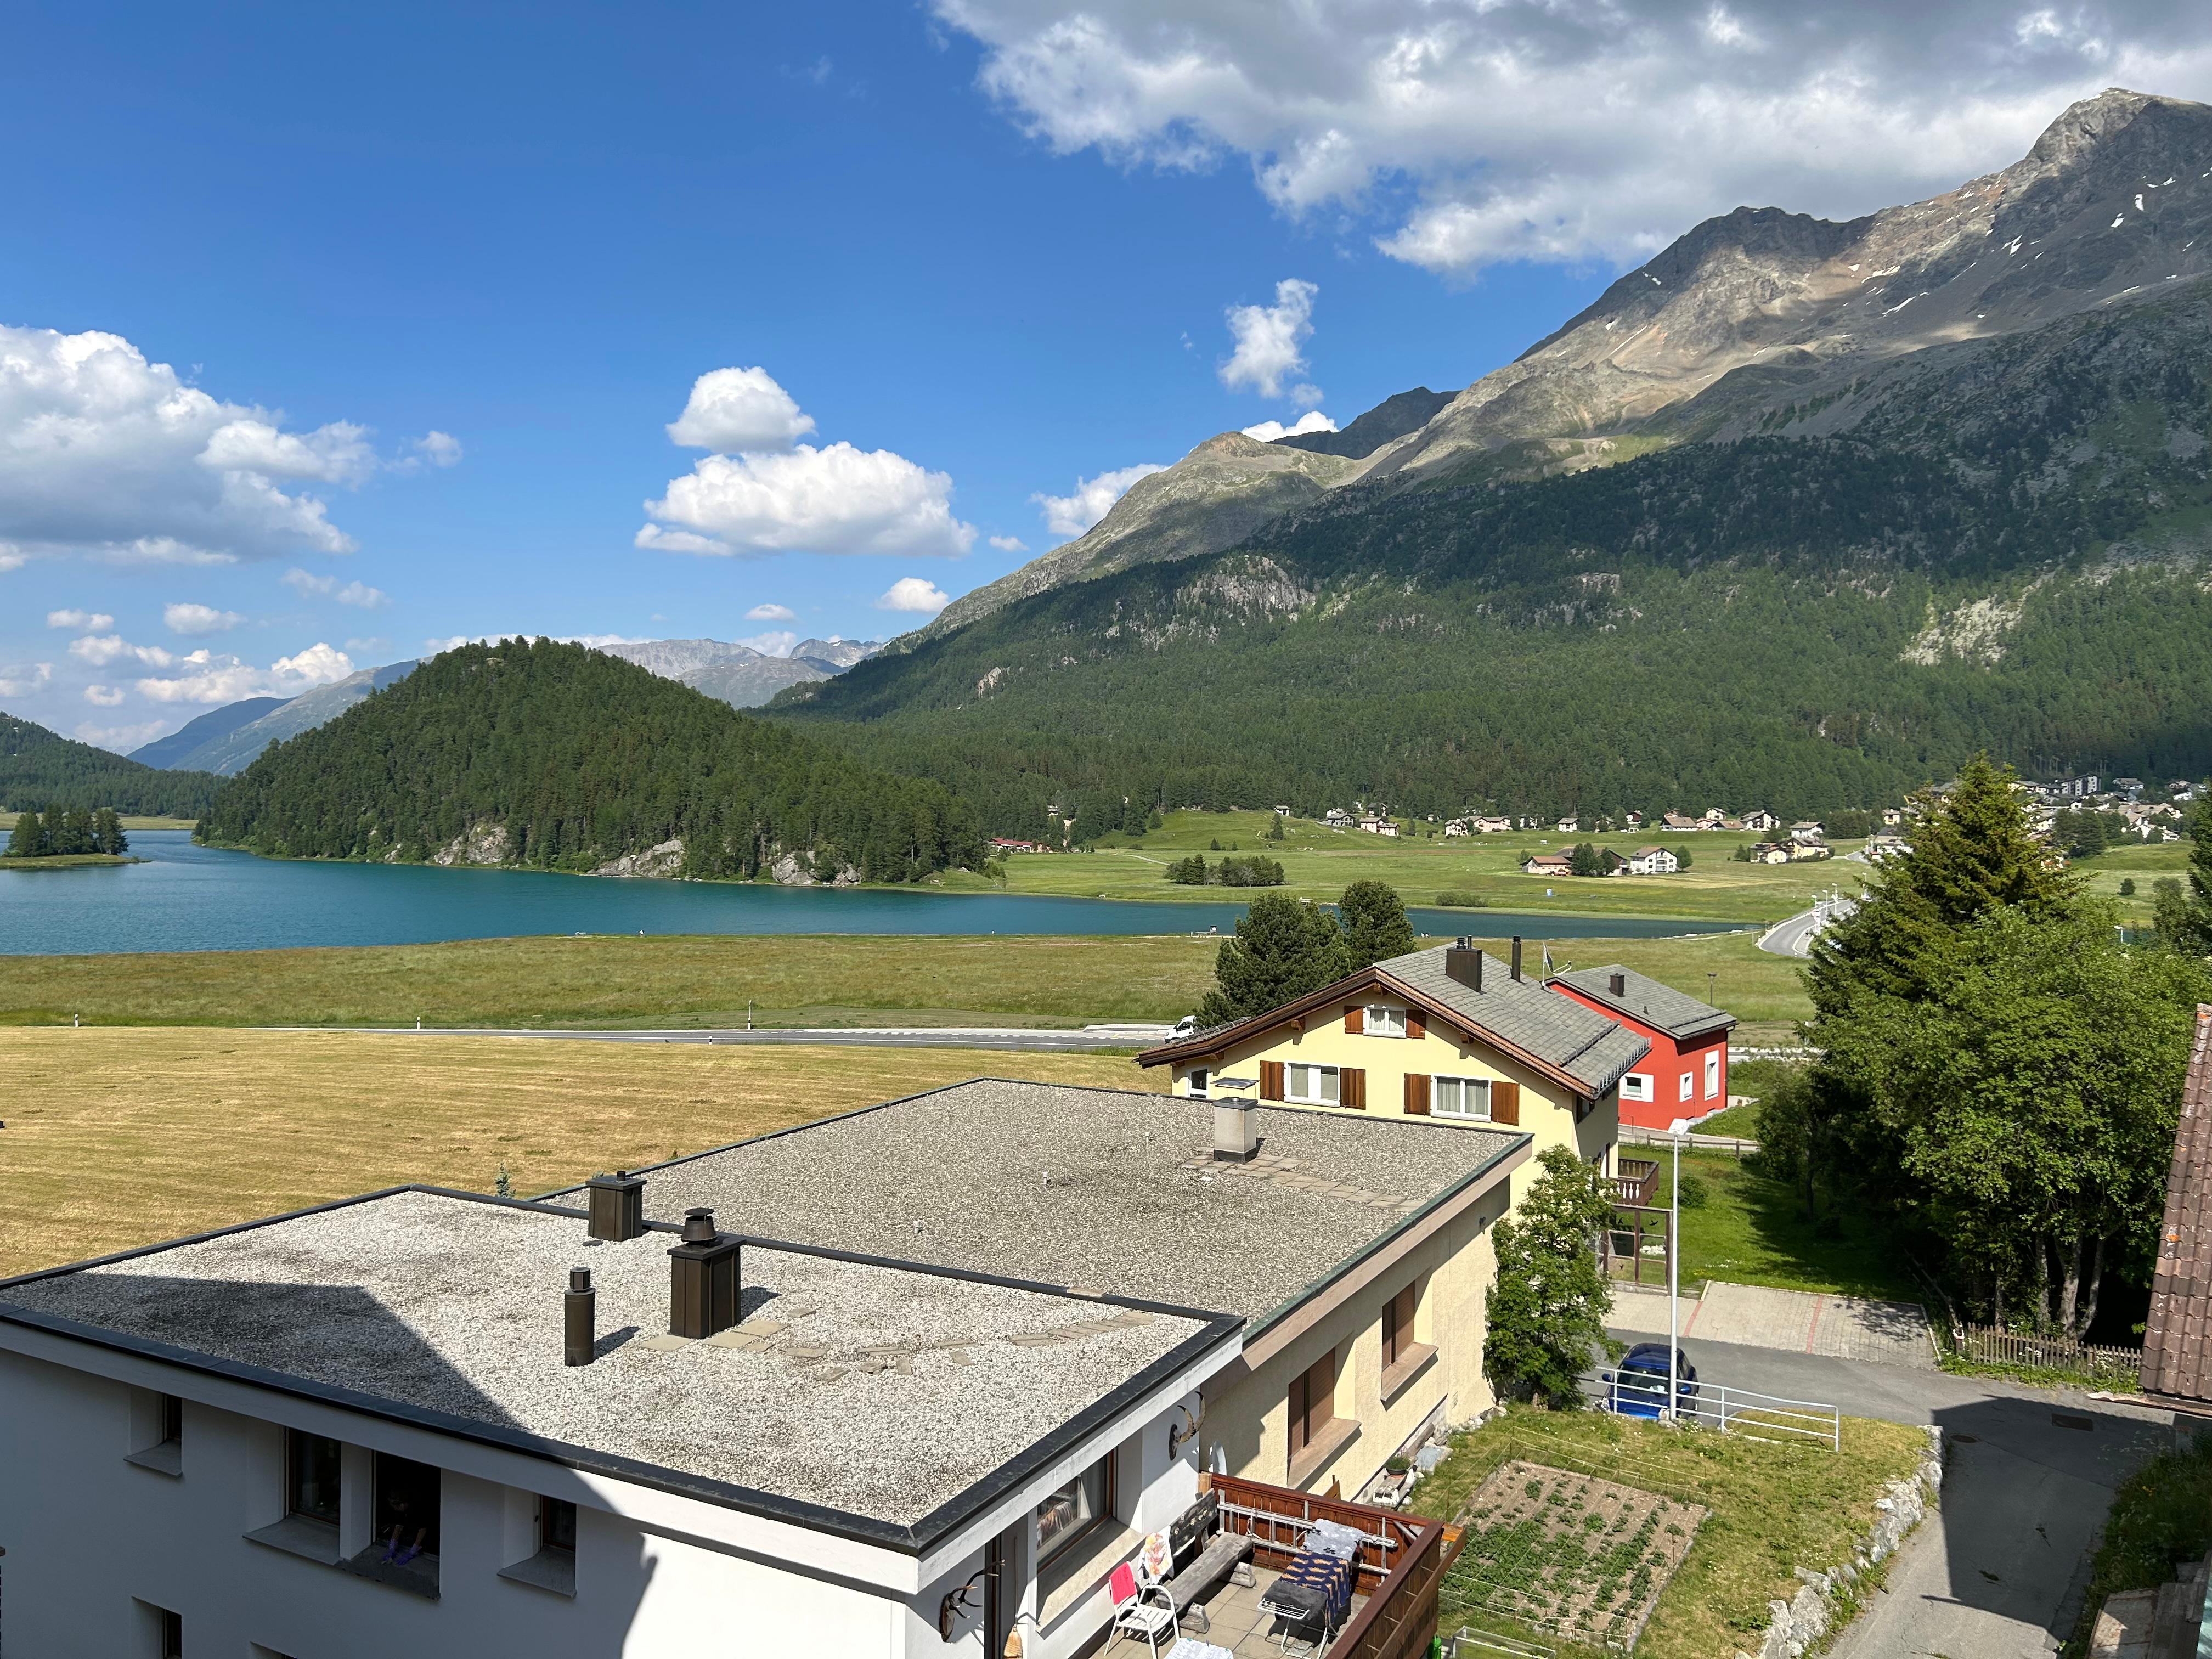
[1704,1052,1720,1099]
[1432,1075,1492,1120]
[1187,1068,1210,1100]
[1621,1073,1652,1103]
[1286,1063,1341,1105]
[1679,1071,1694,1103]
[1362,1004,1407,1038]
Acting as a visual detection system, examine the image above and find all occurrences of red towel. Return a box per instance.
[1109,1562,1138,1605]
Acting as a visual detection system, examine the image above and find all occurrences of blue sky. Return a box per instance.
[3,0,2200,748]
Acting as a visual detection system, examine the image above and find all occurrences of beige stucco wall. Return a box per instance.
[1197,1178,1513,1502]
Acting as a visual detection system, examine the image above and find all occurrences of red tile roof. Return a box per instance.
[2143,1006,2212,1400]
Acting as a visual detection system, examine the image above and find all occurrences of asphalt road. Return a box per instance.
[293,1024,1174,1052]
[1604,1328,2178,1658]
[1757,909,1826,958]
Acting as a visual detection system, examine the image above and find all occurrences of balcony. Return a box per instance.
[1605,1156,1660,1206]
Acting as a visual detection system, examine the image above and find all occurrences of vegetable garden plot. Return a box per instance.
[1441,1459,1707,1652]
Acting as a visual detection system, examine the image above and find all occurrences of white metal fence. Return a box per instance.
[1579,1373,1842,1451]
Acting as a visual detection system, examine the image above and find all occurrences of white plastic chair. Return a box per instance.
[1110,1533,1180,1658]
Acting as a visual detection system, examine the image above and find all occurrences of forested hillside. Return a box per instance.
[0,715,223,817]
[199,641,984,882]
[777,284,2212,833]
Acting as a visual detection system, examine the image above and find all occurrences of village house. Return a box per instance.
[1746,843,1793,865]
[1475,815,1513,835]
[1554,817,1579,833]
[1323,808,1355,827]
[989,838,1043,854]
[1866,834,1912,862]
[1740,810,1780,833]
[1546,967,1735,1133]
[1520,852,1573,877]
[1658,812,1700,832]
[1623,845,1679,876]
[1788,840,1834,862]
[1443,818,1470,837]
[1881,808,1904,827]
[1622,810,1645,829]
[1356,812,1400,838]
[1788,820,1825,843]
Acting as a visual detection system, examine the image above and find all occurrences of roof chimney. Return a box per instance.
[586,1170,646,1242]
[564,1267,596,1367]
[1609,971,1627,998]
[1212,1097,1260,1163]
[1511,937,1523,982]
[668,1208,742,1340]
[1445,940,1483,993]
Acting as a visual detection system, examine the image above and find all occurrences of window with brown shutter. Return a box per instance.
[1288,1347,1336,1455]
[1345,1005,1364,1035]
[1492,1080,1521,1124]
[1406,1008,1425,1039]
[1260,1060,1285,1102]
[1340,1067,1367,1110]
[1383,1283,1417,1368]
[1403,1073,1431,1115]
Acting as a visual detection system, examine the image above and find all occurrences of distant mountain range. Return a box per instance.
[131,636,880,775]
[776,88,2212,831]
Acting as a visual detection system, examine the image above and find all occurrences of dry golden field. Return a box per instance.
[0,1029,1155,1278]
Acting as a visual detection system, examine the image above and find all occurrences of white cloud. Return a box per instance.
[739,630,800,656]
[641,442,976,558]
[1242,411,1338,442]
[163,602,244,636]
[83,684,126,707]
[877,577,953,613]
[0,661,53,697]
[46,608,115,632]
[0,324,444,564]
[746,601,798,622]
[667,368,818,453]
[413,431,463,467]
[282,567,388,608]
[989,534,1030,552]
[1221,279,1318,400]
[69,634,182,669]
[134,641,354,704]
[0,544,24,572]
[75,717,169,751]
[932,1,2212,273]
[1034,462,1168,539]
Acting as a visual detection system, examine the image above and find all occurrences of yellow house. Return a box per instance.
[1136,939,1646,1197]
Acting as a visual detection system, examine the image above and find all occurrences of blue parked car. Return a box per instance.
[1605,1344,1699,1418]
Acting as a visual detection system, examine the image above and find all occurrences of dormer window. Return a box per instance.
[1363,1005,1407,1037]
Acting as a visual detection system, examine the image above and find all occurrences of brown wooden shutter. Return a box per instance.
[1260,1060,1285,1102]
[1406,1008,1425,1040]
[1345,1005,1364,1035]
[1403,1073,1431,1116]
[1492,1080,1520,1125]
[1341,1067,1367,1110]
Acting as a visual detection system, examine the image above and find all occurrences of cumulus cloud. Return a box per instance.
[1034,462,1168,539]
[163,602,244,636]
[989,534,1030,552]
[282,568,389,608]
[640,443,976,558]
[746,601,798,621]
[877,577,953,613]
[83,684,126,707]
[75,717,169,750]
[0,326,445,564]
[46,608,115,632]
[932,0,2212,272]
[135,641,354,704]
[1221,279,1320,401]
[667,368,818,453]
[0,545,24,572]
[1242,411,1338,442]
[413,431,464,467]
[0,661,53,697]
[739,630,800,656]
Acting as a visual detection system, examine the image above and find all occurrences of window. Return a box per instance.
[540,1496,577,1557]
[1188,1068,1210,1099]
[1679,1071,1694,1103]
[159,1394,182,1447]
[286,1430,341,1527]
[1382,1284,1418,1368]
[1432,1075,1491,1120]
[1286,1063,1340,1105]
[1622,1074,1652,1103]
[1363,1005,1406,1037]
[1036,1453,1114,1565]
[157,1607,183,1659]
[373,1452,442,1562]
[1705,1052,1721,1099]
[1288,1349,1336,1457]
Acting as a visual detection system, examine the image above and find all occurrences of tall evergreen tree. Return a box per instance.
[1194,894,1348,1025]
[1338,879,1414,971]
[2159,787,2212,956]
[91,808,127,856]
[1485,1146,1622,1407]
[5,807,43,858]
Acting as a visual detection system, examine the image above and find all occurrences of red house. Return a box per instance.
[1545,966,1736,1131]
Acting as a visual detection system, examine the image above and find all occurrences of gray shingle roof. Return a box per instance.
[1547,966,1737,1041]
[1377,947,1650,1096]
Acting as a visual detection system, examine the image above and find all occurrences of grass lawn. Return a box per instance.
[0,814,198,831]
[0,926,1813,1036]
[0,1028,1156,1278]
[1652,1150,1922,1303]
[0,854,137,869]
[1407,1403,1928,1659]
[972,810,1864,924]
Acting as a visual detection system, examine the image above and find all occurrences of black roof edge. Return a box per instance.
[0,1178,1247,1558]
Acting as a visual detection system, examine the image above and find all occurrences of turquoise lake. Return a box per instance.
[0,832,1743,955]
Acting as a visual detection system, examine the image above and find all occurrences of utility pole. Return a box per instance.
[1667,1131,1683,1423]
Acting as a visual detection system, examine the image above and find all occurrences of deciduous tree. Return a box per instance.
[1485,1146,1622,1406]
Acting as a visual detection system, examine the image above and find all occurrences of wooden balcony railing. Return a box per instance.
[1606,1156,1661,1206]
[1210,1474,1461,1659]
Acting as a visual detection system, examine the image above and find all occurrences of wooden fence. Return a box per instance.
[1949,1322,2143,1380]
[1617,1124,1760,1156]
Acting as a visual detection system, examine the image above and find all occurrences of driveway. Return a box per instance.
[1598,1329,2179,1659]
[1611,1281,1937,1369]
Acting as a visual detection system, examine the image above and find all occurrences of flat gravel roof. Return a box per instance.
[0,1190,1222,1538]
[617,1081,1526,1325]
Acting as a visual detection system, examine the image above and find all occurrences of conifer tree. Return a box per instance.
[91,808,127,856]
[1194,894,1347,1024]
[1338,879,1414,970]
[2159,787,2212,956]
[1484,1146,1621,1406]
[5,807,43,858]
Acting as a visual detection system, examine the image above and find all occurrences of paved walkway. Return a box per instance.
[1610,1280,1938,1369]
